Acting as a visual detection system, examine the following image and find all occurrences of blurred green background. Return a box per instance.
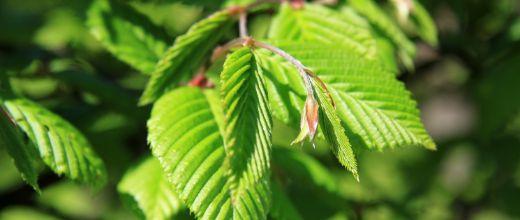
[0,0,519,219]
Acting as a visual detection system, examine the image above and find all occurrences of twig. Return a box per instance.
[254,41,315,98]
[211,38,245,62]
[212,38,337,108]
[239,12,249,38]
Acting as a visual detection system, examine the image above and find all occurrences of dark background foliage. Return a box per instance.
[0,0,519,219]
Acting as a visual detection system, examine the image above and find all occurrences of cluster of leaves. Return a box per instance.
[84,0,437,219]
[0,0,439,217]
[18,0,520,219]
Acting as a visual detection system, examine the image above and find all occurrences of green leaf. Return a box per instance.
[140,10,235,105]
[256,43,435,151]
[52,71,136,109]
[148,87,232,219]
[477,54,520,136]
[220,47,272,219]
[347,0,416,68]
[410,0,438,46]
[37,181,103,219]
[118,157,183,220]
[272,147,337,193]
[0,106,40,191]
[2,97,107,189]
[269,3,377,58]
[87,0,169,74]
[338,6,399,71]
[270,180,303,220]
[0,146,25,192]
[0,206,59,220]
[223,0,256,7]
[314,80,358,180]
[373,36,399,72]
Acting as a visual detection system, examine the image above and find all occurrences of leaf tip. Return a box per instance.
[22,176,41,193]
[425,141,437,151]
[138,95,153,106]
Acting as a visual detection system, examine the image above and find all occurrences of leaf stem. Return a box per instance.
[253,41,315,98]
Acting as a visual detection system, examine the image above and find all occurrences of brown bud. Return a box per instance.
[304,97,319,140]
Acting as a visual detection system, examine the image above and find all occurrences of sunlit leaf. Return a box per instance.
[1,97,107,189]
[409,0,438,46]
[348,0,416,69]
[148,87,231,219]
[269,3,377,58]
[220,47,272,219]
[140,10,235,105]
[118,157,182,220]
[256,43,435,151]
[314,82,358,180]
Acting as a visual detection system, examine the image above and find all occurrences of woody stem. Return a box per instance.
[239,12,249,38]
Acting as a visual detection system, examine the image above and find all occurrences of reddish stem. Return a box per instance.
[290,0,305,9]
[1,107,17,126]
[188,68,214,88]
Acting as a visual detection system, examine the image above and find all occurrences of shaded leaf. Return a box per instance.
[477,54,520,136]
[52,71,137,114]
[270,180,303,220]
[0,206,59,220]
[272,147,337,193]
[87,0,169,74]
[37,181,104,219]
[0,106,40,191]
[223,0,256,7]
